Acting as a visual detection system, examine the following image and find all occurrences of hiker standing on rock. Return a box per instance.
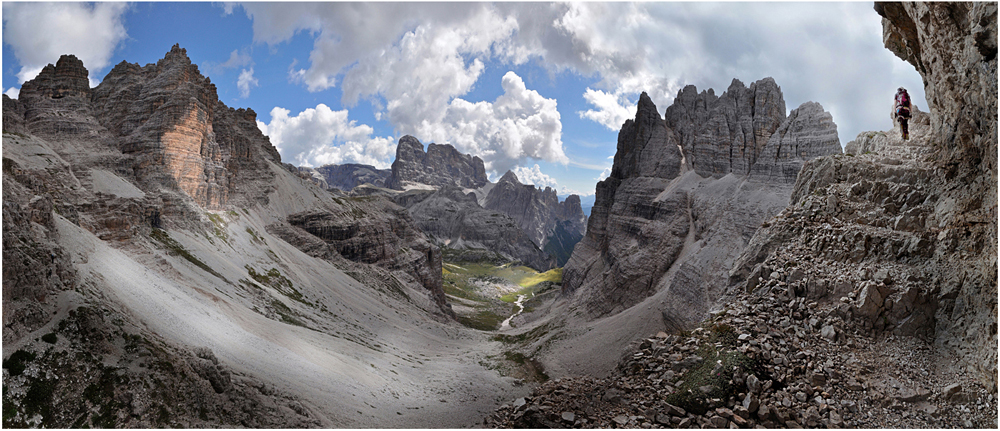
[893,87,912,140]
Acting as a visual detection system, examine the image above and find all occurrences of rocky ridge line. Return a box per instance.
[384,135,488,190]
[563,81,841,319]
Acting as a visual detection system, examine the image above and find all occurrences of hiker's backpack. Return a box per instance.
[898,91,910,107]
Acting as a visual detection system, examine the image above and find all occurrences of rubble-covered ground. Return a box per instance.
[486,270,997,428]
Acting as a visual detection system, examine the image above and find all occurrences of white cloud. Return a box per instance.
[417,71,567,175]
[4,87,20,99]
[257,104,396,169]
[220,49,253,70]
[511,164,559,190]
[235,2,924,153]
[579,88,634,131]
[596,166,613,182]
[2,2,128,84]
[237,68,258,98]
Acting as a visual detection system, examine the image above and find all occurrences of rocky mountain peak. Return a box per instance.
[498,170,520,184]
[18,54,90,100]
[611,90,682,181]
[664,77,787,178]
[484,169,587,262]
[384,135,488,190]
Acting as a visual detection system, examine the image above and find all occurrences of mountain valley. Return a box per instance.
[2,2,995,429]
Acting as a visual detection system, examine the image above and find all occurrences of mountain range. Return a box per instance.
[2,2,995,428]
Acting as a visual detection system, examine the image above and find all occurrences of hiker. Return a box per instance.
[893,87,912,140]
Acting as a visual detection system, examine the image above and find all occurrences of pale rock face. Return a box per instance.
[384,135,488,190]
[876,2,996,388]
[89,44,281,211]
[750,101,842,184]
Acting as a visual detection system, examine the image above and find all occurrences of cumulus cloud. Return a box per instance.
[234,2,924,155]
[257,104,396,168]
[418,71,567,175]
[596,166,613,182]
[558,2,925,142]
[511,164,559,190]
[237,68,258,98]
[4,87,20,99]
[579,88,634,131]
[2,2,128,84]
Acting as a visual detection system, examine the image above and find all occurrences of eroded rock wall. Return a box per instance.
[564,81,841,320]
[384,135,488,190]
[483,170,588,255]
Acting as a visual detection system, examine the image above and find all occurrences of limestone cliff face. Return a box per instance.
[384,135,488,190]
[731,2,996,390]
[563,80,841,319]
[398,186,556,271]
[483,170,587,257]
[90,45,279,210]
[665,78,786,179]
[876,0,996,392]
[278,196,454,319]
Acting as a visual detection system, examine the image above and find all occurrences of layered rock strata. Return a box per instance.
[564,80,842,320]
[90,44,280,210]
[384,135,488,190]
[398,186,556,271]
[277,196,454,318]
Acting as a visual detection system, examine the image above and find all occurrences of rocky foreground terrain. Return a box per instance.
[2,2,994,429]
[488,2,996,428]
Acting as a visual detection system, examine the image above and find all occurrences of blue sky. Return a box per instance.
[2,2,926,198]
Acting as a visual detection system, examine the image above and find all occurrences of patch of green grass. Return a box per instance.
[271,300,306,327]
[245,265,312,306]
[516,267,562,288]
[664,342,756,415]
[205,213,230,244]
[245,227,265,244]
[456,310,504,331]
[150,229,228,282]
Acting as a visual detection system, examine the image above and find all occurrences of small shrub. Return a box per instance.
[3,349,36,376]
[41,333,57,344]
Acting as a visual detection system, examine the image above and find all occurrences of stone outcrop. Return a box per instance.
[398,186,556,271]
[749,101,842,183]
[384,135,488,190]
[483,171,587,262]
[563,81,841,319]
[277,196,454,318]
